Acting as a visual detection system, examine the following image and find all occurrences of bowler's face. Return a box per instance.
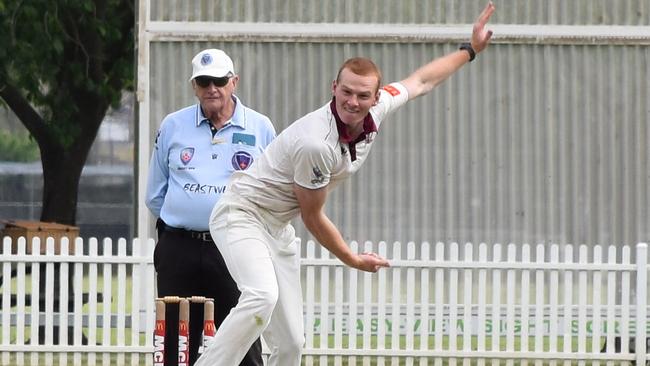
[331,68,380,126]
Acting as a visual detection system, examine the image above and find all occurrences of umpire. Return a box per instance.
[145,48,276,366]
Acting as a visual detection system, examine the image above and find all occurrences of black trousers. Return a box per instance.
[154,226,263,366]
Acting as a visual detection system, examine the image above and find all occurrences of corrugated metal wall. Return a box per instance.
[150,0,648,25]
[139,1,650,247]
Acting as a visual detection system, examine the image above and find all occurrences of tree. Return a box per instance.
[0,0,134,225]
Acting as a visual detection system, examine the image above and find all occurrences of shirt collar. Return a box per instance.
[195,95,246,129]
[329,97,377,144]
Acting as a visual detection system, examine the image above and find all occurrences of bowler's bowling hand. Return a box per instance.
[355,252,390,272]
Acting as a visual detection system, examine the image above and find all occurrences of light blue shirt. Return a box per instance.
[145,96,276,231]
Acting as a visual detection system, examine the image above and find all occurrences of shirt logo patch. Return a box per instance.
[232,151,254,170]
[382,84,401,96]
[180,148,195,165]
[311,166,325,185]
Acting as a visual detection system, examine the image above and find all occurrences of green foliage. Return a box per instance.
[0,0,134,223]
[0,130,40,162]
[0,0,134,147]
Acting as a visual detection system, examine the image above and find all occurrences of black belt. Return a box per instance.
[157,219,212,242]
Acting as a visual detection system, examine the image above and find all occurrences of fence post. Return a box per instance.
[636,243,647,365]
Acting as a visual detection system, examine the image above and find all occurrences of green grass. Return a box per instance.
[1,352,147,366]
[300,335,615,366]
[309,334,603,353]
[0,336,608,366]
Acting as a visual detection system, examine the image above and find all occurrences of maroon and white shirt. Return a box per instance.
[225,82,409,225]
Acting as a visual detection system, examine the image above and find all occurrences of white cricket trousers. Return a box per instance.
[195,199,305,366]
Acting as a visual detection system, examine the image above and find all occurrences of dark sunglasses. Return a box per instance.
[195,76,231,88]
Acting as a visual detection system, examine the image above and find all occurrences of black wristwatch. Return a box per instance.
[459,42,476,62]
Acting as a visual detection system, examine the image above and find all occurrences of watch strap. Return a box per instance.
[459,42,476,62]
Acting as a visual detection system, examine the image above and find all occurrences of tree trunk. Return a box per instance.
[39,144,89,226]
[36,87,105,225]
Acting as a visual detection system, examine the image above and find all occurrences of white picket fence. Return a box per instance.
[0,236,155,366]
[0,237,648,365]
